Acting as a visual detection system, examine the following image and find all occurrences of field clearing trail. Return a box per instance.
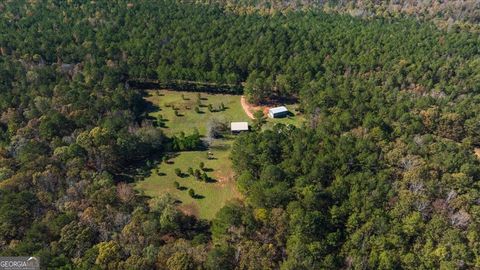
[240,96,255,119]
[241,96,270,119]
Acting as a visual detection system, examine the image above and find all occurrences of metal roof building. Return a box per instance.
[268,106,289,118]
[230,122,249,133]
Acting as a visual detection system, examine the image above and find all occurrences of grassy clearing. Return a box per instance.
[145,90,250,136]
[137,90,303,219]
[137,90,247,219]
[136,139,240,219]
[264,104,304,130]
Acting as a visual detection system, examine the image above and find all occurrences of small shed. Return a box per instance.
[268,106,289,118]
[231,122,249,133]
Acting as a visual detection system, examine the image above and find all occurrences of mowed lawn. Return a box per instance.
[145,90,250,136]
[136,90,248,219]
[136,139,240,219]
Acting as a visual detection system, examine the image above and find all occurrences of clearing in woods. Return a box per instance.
[136,90,248,220]
[240,95,304,130]
[136,90,303,219]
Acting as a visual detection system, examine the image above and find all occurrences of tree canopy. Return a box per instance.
[1,0,480,269]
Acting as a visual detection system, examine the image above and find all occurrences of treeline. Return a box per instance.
[188,0,480,31]
[129,79,243,95]
[1,0,478,104]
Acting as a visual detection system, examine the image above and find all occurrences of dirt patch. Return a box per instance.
[216,170,235,185]
[475,148,480,159]
[241,96,270,119]
[215,171,243,199]
[178,202,200,217]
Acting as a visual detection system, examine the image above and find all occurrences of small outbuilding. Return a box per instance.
[231,122,249,133]
[268,106,289,118]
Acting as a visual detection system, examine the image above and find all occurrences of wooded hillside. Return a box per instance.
[1,0,480,269]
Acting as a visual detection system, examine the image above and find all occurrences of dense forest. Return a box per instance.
[191,0,480,31]
[1,0,480,269]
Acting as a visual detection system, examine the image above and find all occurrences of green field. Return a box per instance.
[136,139,240,219]
[136,90,303,219]
[137,90,249,219]
[145,90,251,136]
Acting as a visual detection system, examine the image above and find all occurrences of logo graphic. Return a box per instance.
[0,257,40,270]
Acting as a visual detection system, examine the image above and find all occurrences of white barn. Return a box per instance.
[230,122,249,133]
[268,106,289,118]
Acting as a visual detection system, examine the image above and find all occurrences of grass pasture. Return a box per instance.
[136,139,240,219]
[145,90,250,136]
[137,90,247,219]
[136,89,303,220]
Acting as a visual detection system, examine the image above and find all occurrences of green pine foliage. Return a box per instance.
[1,0,480,269]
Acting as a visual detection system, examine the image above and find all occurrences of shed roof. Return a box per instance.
[269,106,289,114]
[231,122,249,131]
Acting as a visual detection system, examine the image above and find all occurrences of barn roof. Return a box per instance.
[269,106,289,114]
[231,122,249,131]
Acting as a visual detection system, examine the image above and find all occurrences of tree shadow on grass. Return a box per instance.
[167,152,180,158]
[193,194,205,199]
[116,151,166,183]
[202,168,214,172]
[218,107,229,112]
[154,121,169,129]
[145,115,157,122]
[114,173,136,184]
[143,100,160,114]
[137,89,160,114]
[174,199,182,204]
[164,153,180,164]
[206,178,218,183]
[177,186,188,191]
[209,144,231,151]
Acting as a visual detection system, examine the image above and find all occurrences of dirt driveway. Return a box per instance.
[241,96,270,119]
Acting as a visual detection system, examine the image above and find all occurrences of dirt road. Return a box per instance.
[240,96,255,119]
